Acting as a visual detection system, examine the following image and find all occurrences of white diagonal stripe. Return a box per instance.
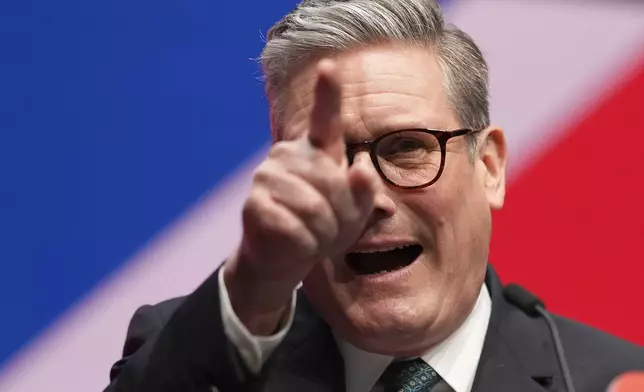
[1,1,643,391]
[447,0,644,178]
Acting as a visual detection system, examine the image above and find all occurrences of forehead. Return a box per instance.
[277,43,457,140]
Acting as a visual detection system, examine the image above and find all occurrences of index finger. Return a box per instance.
[308,60,345,165]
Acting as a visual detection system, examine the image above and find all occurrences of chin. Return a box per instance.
[338,313,437,356]
[352,294,429,326]
[306,262,440,335]
[325,291,441,356]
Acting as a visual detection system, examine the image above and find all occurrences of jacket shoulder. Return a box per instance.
[148,297,187,323]
[555,314,644,389]
[106,296,187,388]
[123,297,187,354]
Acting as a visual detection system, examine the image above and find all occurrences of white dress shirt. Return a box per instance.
[218,267,492,392]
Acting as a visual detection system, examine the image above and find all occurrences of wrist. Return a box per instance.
[223,252,295,336]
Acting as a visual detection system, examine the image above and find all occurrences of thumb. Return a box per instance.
[347,155,379,216]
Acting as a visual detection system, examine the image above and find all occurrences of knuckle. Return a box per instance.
[245,203,294,240]
[242,190,322,261]
[301,196,329,218]
[299,198,339,238]
[252,161,284,187]
[312,166,346,196]
[268,140,295,159]
[275,212,304,235]
[252,165,272,185]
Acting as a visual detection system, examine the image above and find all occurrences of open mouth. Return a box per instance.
[345,244,423,275]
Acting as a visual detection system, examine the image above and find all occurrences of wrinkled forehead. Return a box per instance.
[271,44,455,141]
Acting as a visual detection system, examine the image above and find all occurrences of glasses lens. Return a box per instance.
[375,130,442,187]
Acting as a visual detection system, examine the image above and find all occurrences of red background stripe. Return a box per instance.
[491,56,644,344]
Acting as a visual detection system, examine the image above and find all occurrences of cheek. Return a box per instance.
[440,172,492,278]
[399,156,475,220]
[398,185,457,236]
[399,166,489,259]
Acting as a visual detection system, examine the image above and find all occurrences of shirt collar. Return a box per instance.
[334,283,492,392]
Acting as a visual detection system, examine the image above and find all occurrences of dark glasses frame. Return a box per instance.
[345,128,475,189]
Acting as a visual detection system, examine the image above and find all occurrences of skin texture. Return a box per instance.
[224,43,507,357]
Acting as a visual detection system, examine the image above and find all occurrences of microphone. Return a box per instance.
[503,284,576,392]
[607,372,644,392]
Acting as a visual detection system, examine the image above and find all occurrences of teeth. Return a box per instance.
[353,244,412,254]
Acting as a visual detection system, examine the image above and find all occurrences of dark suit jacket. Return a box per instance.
[104,266,644,392]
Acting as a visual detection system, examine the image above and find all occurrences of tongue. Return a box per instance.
[346,245,422,275]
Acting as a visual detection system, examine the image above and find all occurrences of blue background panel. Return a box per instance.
[0,0,297,365]
[0,0,450,368]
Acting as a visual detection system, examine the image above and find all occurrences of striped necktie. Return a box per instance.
[378,358,442,392]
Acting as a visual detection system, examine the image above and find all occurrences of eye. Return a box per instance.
[391,138,424,153]
[378,132,439,157]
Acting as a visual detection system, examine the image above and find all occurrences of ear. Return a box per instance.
[477,126,508,210]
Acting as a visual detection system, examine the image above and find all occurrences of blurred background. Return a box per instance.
[0,0,642,391]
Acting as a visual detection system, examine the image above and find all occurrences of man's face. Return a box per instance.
[276,44,506,356]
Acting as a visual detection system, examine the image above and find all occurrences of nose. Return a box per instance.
[352,152,396,219]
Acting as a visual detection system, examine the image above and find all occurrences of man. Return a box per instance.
[104,1,644,391]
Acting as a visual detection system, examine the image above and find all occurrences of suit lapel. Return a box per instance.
[256,266,567,392]
[472,329,552,392]
[472,267,565,392]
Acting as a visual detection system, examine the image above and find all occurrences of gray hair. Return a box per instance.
[260,0,490,152]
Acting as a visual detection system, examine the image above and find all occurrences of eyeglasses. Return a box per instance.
[345,128,475,189]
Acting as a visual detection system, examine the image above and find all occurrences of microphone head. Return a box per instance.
[503,283,545,317]
[607,372,644,392]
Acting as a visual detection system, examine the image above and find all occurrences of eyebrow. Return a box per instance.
[345,123,448,143]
